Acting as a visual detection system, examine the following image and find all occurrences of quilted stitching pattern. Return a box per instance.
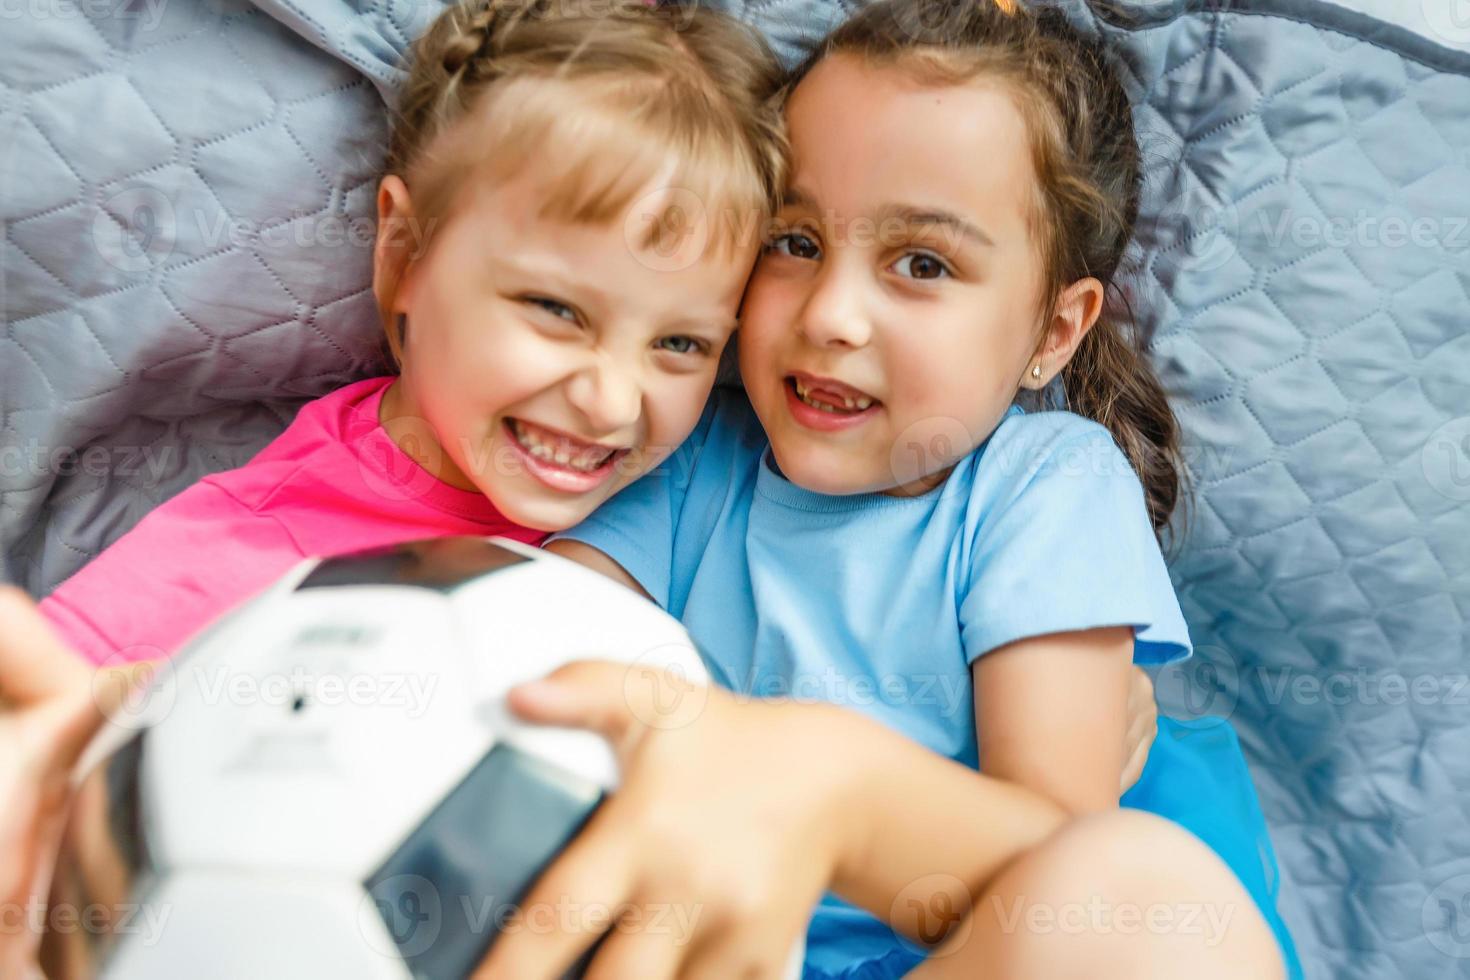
[703,1,1469,977]
[1092,13,1470,979]
[0,1,409,588]
[3,1,1467,977]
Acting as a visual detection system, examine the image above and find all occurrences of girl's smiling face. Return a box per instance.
[376,166,755,532]
[739,53,1100,496]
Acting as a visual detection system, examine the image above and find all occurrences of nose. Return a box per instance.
[566,354,642,435]
[798,262,873,349]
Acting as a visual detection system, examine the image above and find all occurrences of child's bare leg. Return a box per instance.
[911,809,1284,980]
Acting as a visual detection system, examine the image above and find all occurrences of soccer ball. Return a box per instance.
[38,536,716,979]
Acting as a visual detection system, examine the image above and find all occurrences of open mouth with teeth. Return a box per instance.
[790,377,874,414]
[782,374,881,432]
[505,418,629,492]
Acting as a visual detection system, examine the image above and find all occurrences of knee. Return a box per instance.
[957,810,1283,980]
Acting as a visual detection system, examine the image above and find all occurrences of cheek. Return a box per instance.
[736,275,798,379]
[883,313,1009,419]
[643,374,717,452]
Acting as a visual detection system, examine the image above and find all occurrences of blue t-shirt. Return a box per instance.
[557,388,1192,976]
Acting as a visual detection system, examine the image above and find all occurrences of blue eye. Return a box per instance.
[526,296,579,322]
[767,232,822,261]
[655,335,705,355]
[892,252,952,281]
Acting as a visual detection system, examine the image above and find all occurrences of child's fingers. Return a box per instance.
[582,917,684,980]
[0,586,90,707]
[470,810,637,980]
[507,660,649,754]
[680,922,798,980]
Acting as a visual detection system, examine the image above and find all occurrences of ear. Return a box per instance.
[1023,276,1106,389]
[373,174,418,315]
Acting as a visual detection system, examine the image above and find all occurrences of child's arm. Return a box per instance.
[973,626,1135,814]
[38,479,301,665]
[544,538,652,600]
[472,660,1066,980]
[0,588,148,979]
[959,425,1190,814]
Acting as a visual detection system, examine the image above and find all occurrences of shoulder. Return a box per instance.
[706,385,767,443]
[953,408,1146,538]
[678,386,768,471]
[239,376,391,471]
[974,408,1136,497]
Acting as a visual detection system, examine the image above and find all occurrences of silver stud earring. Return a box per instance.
[1031,364,1042,381]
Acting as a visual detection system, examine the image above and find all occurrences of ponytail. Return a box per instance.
[1061,317,1187,543]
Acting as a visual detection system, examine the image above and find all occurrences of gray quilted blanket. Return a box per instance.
[2,1,1467,977]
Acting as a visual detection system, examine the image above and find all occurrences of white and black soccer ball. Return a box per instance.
[39,536,727,980]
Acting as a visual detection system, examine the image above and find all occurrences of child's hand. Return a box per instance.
[1121,666,1158,793]
[0,587,145,979]
[472,660,866,980]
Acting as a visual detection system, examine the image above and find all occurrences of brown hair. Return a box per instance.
[377,0,789,364]
[784,0,1186,538]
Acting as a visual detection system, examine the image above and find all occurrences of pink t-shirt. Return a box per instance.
[40,377,545,665]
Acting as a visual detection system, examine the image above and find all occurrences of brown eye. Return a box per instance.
[767,232,821,261]
[893,252,952,281]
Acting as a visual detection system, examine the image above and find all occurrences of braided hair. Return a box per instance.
[376,0,789,364]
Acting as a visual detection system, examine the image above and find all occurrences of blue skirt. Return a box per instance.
[1119,715,1303,980]
[804,715,1302,980]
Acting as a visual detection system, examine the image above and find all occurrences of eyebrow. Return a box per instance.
[879,204,996,249]
[779,187,995,249]
[667,313,741,336]
[496,257,738,334]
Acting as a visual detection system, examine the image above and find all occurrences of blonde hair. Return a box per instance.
[377,0,790,364]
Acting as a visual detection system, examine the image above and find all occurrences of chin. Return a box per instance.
[769,445,880,496]
[488,484,604,534]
